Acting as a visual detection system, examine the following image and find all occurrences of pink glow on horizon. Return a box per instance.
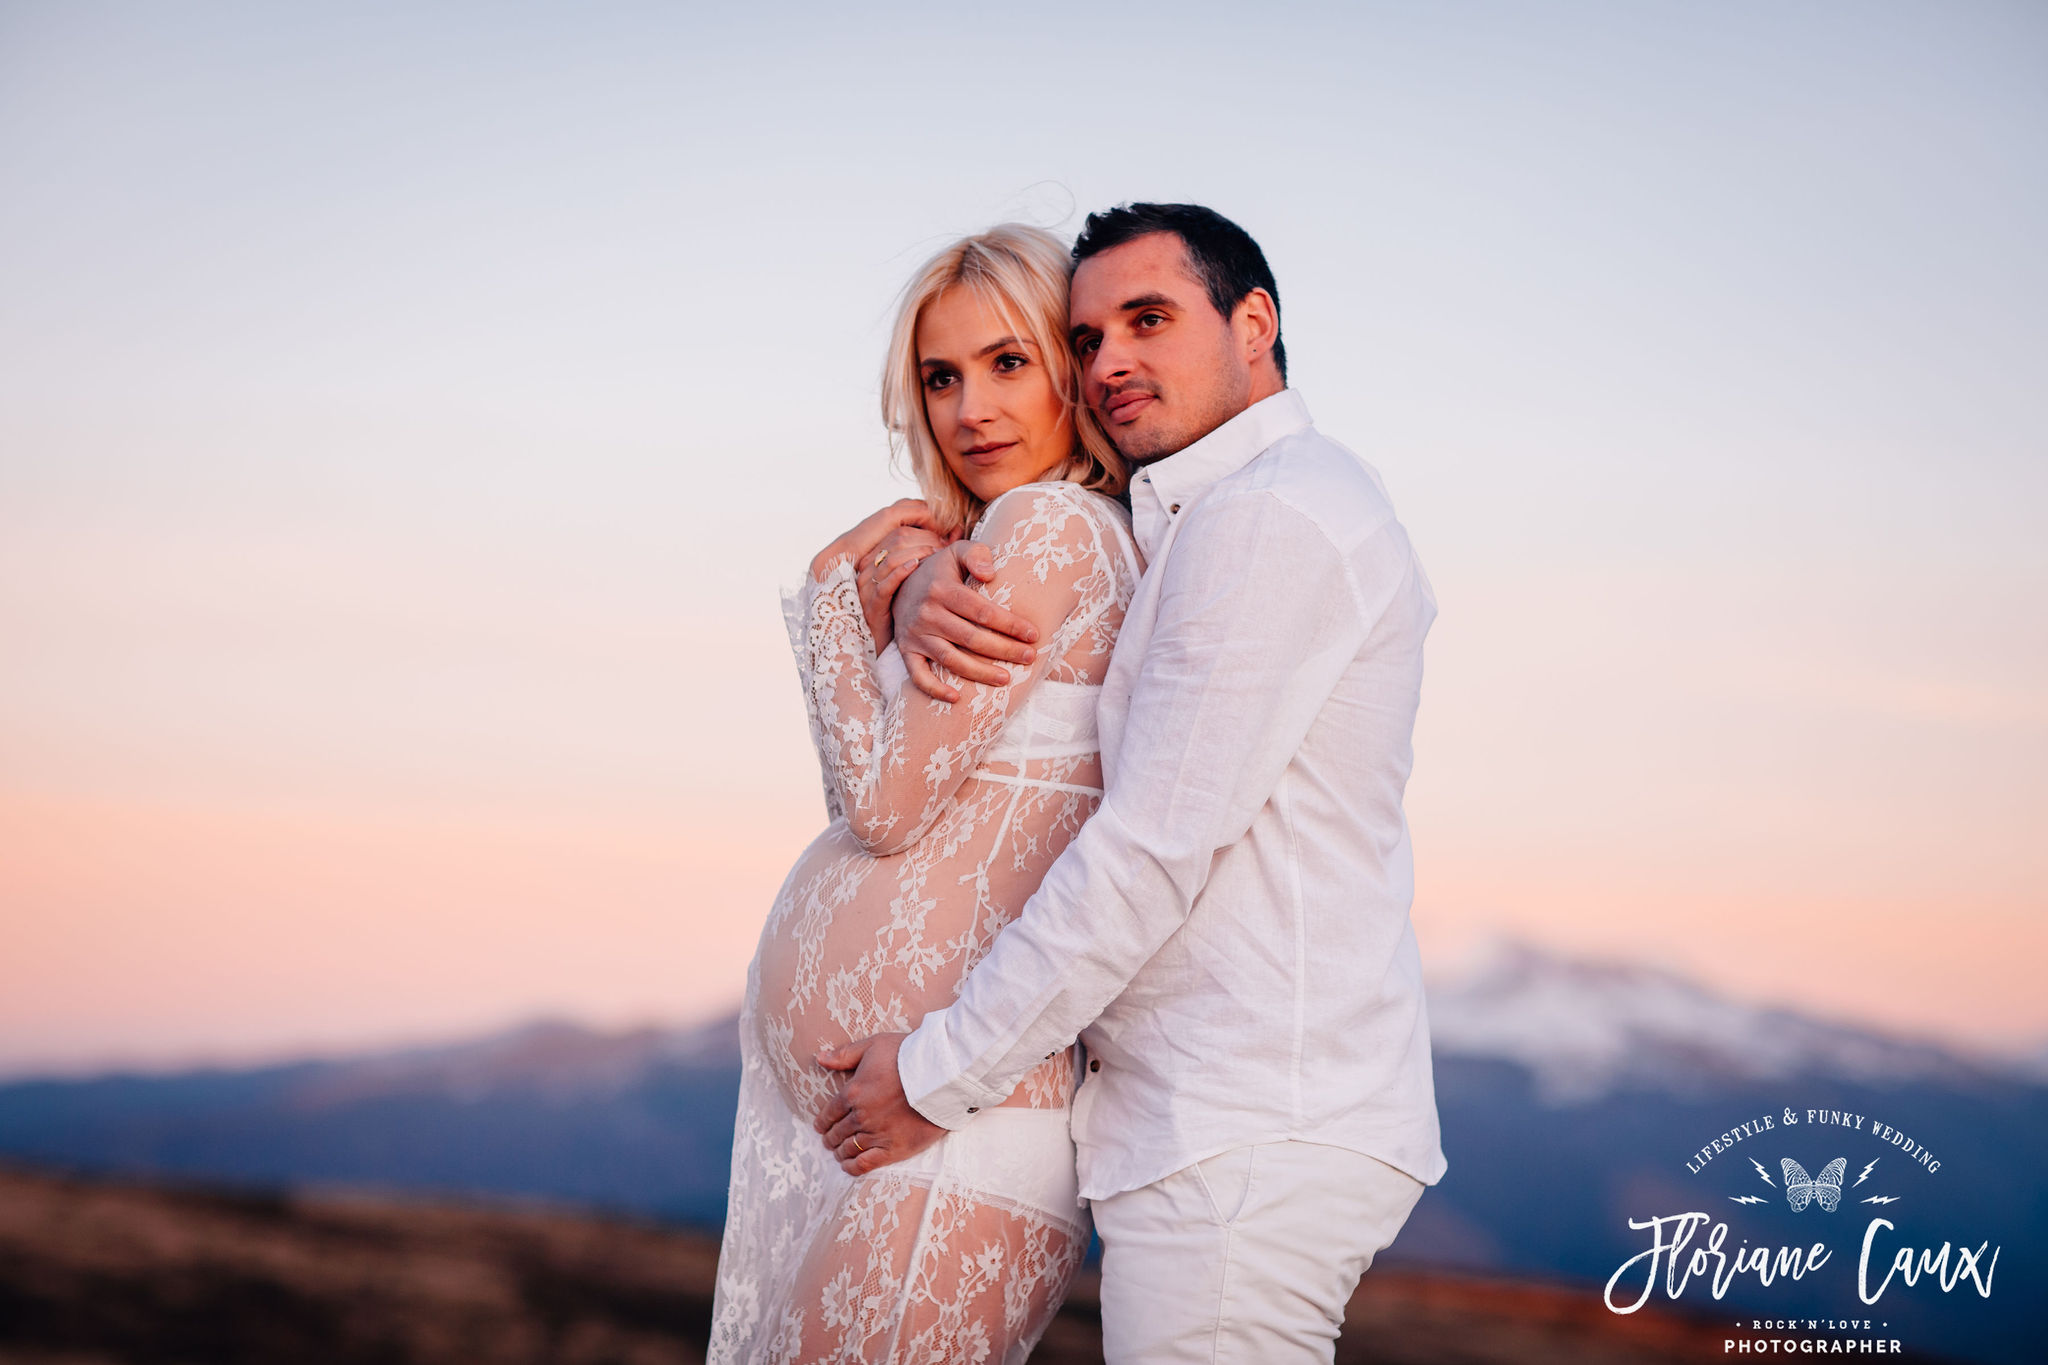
[0,788,792,1074]
[3,764,2044,1078]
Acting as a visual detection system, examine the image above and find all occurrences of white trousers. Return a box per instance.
[1092,1140,1425,1364]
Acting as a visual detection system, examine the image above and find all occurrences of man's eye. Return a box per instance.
[1075,336,1099,355]
[1137,312,1166,328]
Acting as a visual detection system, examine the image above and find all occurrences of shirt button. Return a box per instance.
[1089,1059,1102,1073]
[966,1106,979,1113]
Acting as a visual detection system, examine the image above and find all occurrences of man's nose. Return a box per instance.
[1086,339,1133,390]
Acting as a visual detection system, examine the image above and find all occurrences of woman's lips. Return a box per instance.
[961,441,1015,465]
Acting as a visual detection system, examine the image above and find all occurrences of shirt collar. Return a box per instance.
[1129,388,1313,558]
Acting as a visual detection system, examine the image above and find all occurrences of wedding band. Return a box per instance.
[852,1136,866,1152]
[874,550,889,570]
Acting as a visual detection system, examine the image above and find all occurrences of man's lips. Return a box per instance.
[1103,390,1156,423]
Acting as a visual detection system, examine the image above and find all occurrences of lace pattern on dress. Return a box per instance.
[712,483,1142,1365]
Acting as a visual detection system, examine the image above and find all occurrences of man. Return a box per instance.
[813,203,1446,1362]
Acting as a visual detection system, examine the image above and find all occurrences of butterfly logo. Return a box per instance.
[1781,1157,1847,1212]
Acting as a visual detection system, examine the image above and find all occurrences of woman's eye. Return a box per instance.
[923,370,956,392]
[994,352,1028,372]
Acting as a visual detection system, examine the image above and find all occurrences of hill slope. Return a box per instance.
[0,1163,1779,1365]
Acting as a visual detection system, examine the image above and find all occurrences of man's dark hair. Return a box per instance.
[1071,202,1286,381]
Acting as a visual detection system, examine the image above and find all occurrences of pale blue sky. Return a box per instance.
[1,2,2043,1069]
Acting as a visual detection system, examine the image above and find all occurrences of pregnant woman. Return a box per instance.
[709,224,1141,1364]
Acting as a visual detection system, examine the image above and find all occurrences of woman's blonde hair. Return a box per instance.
[881,223,1127,536]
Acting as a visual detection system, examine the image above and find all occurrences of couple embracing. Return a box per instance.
[710,203,1447,1364]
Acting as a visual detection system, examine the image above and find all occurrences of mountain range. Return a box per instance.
[1,941,2040,1364]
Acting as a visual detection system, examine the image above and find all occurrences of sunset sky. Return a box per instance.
[2,1,2043,1075]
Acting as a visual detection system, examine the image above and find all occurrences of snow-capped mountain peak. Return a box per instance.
[1425,939,2016,1104]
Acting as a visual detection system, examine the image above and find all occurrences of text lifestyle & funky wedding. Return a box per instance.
[1684,1109,1941,1177]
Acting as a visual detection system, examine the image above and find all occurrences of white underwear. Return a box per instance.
[831,1106,1085,1232]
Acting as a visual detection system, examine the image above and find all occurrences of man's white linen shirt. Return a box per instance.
[896,388,1448,1200]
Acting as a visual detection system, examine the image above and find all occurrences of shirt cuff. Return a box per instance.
[898,1006,1009,1131]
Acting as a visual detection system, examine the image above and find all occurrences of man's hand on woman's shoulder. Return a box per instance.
[892,543,1040,702]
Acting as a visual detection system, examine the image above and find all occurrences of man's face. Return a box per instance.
[1068,231,1252,464]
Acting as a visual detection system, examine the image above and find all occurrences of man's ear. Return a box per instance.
[1234,288,1279,366]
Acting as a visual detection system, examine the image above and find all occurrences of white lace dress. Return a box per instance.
[710,481,1142,1365]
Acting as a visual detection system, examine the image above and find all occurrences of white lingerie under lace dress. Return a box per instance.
[709,480,1142,1365]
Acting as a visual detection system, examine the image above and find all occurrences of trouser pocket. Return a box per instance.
[1188,1143,1259,1226]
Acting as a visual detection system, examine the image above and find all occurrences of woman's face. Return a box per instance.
[916,285,1074,506]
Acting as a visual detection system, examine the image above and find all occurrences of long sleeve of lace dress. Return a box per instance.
[781,483,1125,857]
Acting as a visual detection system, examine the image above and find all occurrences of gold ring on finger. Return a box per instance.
[873,549,889,570]
[852,1135,866,1153]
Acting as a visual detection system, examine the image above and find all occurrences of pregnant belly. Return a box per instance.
[750,809,1077,1122]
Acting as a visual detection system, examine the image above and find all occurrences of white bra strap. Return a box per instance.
[969,770,1105,798]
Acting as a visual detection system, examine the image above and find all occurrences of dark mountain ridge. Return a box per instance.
[2,944,2039,1363]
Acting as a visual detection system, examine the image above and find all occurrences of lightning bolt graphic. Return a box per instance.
[1750,1158,1775,1187]
[1862,1195,1901,1205]
[1854,1159,1879,1188]
[1730,1195,1768,1205]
